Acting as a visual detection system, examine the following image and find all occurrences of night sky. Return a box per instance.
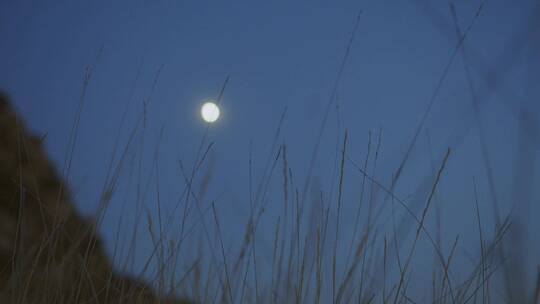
[1,0,539,302]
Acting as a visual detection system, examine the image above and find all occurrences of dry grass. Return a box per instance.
[1,78,536,303]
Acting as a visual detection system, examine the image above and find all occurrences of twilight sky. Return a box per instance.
[1,0,539,301]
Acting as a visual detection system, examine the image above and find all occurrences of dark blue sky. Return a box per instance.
[1,0,539,301]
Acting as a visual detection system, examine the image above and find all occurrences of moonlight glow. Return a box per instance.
[201,101,220,123]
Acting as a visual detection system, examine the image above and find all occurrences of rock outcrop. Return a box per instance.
[0,93,186,303]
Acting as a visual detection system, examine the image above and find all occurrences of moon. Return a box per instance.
[200,101,220,123]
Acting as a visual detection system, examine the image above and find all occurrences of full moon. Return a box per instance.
[200,101,220,123]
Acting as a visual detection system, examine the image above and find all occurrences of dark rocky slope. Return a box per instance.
[0,93,187,303]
